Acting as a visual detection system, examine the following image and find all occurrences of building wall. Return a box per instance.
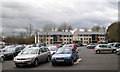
[37,32,105,44]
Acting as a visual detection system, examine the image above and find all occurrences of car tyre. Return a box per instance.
[15,64,20,67]
[70,59,74,65]
[0,57,4,62]
[46,56,50,62]
[112,50,116,53]
[116,51,120,55]
[52,63,56,66]
[34,59,38,67]
[96,50,100,54]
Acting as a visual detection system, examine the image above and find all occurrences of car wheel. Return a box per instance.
[96,50,100,54]
[70,59,74,65]
[15,64,20,67]
[34,59,38,67]
[116,52,120,55]
[46,56,50,62]
[1,57,4,62]
[52,63,56,66]
[112,50,116,53]
[12,55,15,59]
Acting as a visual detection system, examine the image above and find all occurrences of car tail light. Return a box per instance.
[94,48,96,49]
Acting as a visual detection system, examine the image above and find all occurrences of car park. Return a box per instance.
[48,46,58,55]
[86,43,96,49]
[13,47,51,67]
[51,47,79,66]
[94,44,116,54]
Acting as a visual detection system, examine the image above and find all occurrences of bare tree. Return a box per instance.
[101,26,106,32]
[57,26,62,32]
[92,26,101,32]
[68,25,73,32]
[43,24,56,32]
[84,28,88,32]
[61,22,68,32]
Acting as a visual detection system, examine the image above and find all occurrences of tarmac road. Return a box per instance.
[2,47,118,70]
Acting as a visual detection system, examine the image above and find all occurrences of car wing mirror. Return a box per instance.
[38,52,41,54]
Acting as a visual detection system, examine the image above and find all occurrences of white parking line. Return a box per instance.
[74,58,82,64]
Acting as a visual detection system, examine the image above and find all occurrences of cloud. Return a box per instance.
[1,0,118,35]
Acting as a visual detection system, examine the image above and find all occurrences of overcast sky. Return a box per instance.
[1,0,119,35]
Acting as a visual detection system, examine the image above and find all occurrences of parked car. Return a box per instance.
[63,44,77,50]
[87,43,96,49]
[14,47,51,67]
[94,44,116,54]
[77,43,83,46]
[107,43,115,46]
[0,50,4,62]
[112,42,120,48]
[3,45,24,60]
[116,46,120,55]
[48,46,58,55]
[82,43,88,46]
[51,47,79,66]
[36,43,47,47]
[2,45,15,51]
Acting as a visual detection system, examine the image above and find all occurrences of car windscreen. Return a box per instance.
[56,48,72,54]
[21,48,38,54]
[5,47,16,52]
[49,47,57,51]
[63,44,73,47]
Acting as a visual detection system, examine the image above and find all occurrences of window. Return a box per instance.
[41,48,47,53]
[45,48,49,51]
[81,38,82,40]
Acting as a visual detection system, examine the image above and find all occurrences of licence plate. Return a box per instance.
[56,60,64,62]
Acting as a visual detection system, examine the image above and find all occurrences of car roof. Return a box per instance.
[98,44,108,45]
[29,47,40,49]
[60,47,73,49]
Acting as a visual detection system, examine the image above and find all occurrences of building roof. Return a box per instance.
[39,31,72,35]
[76,31,105,35]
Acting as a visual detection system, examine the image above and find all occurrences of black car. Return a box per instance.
[3,45,25,60]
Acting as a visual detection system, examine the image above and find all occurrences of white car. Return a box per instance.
[48,46,58,55]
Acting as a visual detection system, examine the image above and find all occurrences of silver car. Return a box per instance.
[94,44,116,54]
[13,47,51,67]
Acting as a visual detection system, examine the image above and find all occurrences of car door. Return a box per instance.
[37,48,45,62]
[103,45,112,51]
[41,48,47,61]
[72,49,76,60]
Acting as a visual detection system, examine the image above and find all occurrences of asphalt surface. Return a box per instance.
[1,47,119,70]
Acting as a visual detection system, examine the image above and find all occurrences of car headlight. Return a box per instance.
[25,58,33,60]
[65,57,71,59]
[52,58,56,60]
[14,58,17,61]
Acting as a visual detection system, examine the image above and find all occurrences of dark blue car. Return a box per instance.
[51,47,79,65]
